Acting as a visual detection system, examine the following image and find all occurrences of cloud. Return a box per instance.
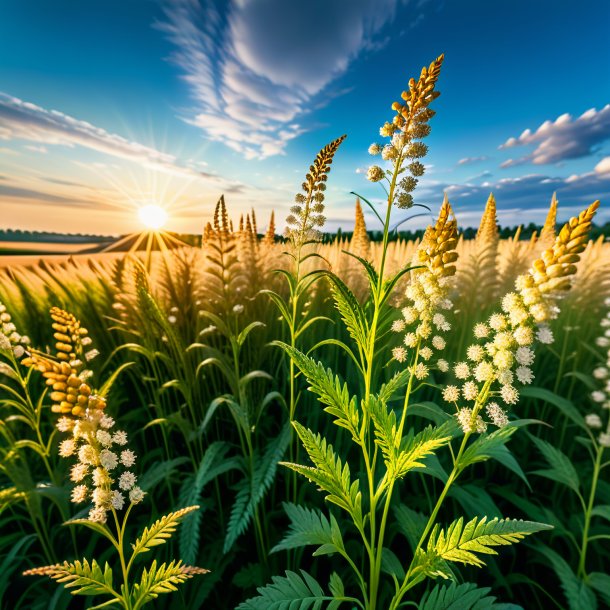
[415,171,610,226]
[0,92,244,190]
[499,105,610,165]
[595,156,610,175]
[159,0,416,159]
[457,156,489,166]
[23,144,47,153]
[0,184,118,209]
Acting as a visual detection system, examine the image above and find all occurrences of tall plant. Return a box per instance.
[239,54,600,610]
[20,307,207,609]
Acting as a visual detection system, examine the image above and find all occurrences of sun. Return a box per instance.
[138,204,168,230]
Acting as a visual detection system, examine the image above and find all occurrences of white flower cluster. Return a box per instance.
[587,298,610,448]
[443,272,559,434]
[391,272,453,372]
[0,302,30,359]
[58,408,145,523]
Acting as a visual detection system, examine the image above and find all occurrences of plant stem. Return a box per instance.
[577,444,604,579]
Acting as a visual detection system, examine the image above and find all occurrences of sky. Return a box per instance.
[1,0,609,236]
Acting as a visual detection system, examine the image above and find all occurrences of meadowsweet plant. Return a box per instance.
[443,201,599,436]
[239,54,559,610]
[265,135,346,501]
[20,307,207,609]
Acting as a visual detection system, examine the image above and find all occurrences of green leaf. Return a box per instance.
[407,401,453,425]
[64,519,117,546]
[25,559,118,598]
[381,547,406,580]
[236,569,358,610]
[529,436,580,494]
[131,506,199,559]
[98,361,134,398]
[271,503,345,557]
[278,345,360,442]
[324,272,369,351]
[588,572,610,606]
[283,422,363,528]
[224,424,290,552]
[414,517,552,580]
[394,504,427,552]
[520,387,586,430]
[129,559,207,609]
[536,545,597,610]
[180,442,240,564]
[418,581,521,609]
[590,505,610,522]
[459,426,529,487]
[395,423,453,480]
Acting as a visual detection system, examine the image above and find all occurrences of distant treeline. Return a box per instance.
[2,221,608,247]
[319,221,610,243]
[0,229,116,243]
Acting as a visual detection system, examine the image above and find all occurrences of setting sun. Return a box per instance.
[138,204,168,230]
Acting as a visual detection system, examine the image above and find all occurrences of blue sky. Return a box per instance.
[1,0,609,235]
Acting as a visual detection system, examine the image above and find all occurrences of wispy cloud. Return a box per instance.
[158,0,416,159]
[0,183,120,209]
[457,155,489,165]
[23,144,48,153]
[499,105,610,165]
[0,92,243,190]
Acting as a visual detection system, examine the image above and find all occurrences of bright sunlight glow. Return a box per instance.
[138,204,168,230]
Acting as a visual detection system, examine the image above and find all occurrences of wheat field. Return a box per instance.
[1,56,609,610]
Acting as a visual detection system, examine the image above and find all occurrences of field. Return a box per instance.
[1,56,609,610]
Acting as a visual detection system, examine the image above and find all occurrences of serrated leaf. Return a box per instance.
[129,559,206,608]
[414,517,552,580]
[283,422,363,527]
[271,503,345,556]
[24,559,118,598]
[132,506,199,558]
[278,345,360,441]
[236,569,355,610]
[224,424,290,552]
[536,545,597,610]
[418,581,519,609]
[530,436,580,494]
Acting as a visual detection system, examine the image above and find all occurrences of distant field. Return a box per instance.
[0,240,103,255]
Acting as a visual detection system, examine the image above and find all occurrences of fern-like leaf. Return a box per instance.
[131,506,199,558]
[417,516,551,576]
[179,442,240,563]
[236,569,356,610]
[224,424,290,552]
[279,345,360,442]
[129,559,209,609]
[325,272,369,350]
[283,422,363,528]
[271,503,345,557]
[23,559,117,598]
[418,581,520,609]
[530,436,580,494]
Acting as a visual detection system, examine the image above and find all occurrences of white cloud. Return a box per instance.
[159,0,416,159]
[595,156,610,175]
[0,92,247,192]
[415,170,609,226]
[499,105,610,165]
[24,144,48,153]
[458,156,489,165]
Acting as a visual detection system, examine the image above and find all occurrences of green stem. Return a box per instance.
[577,444,604,579]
